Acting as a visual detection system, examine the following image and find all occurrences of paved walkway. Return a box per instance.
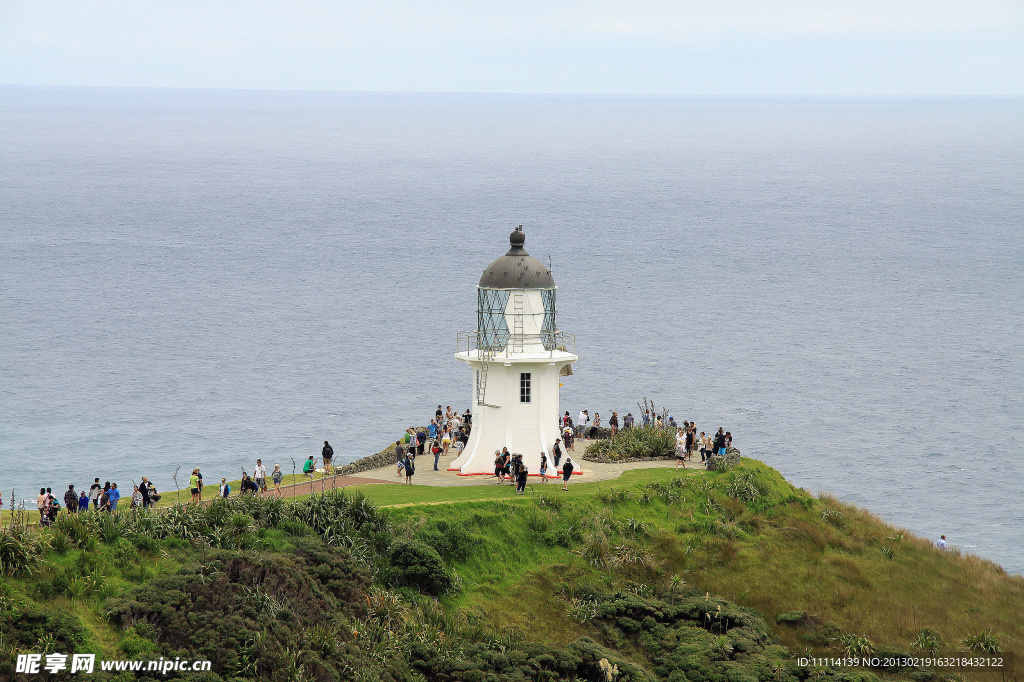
[338,440,706,488]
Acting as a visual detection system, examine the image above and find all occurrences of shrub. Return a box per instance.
[726,471,769,503]
[776,610,808,625]
[910,627,942,654]
[584,427,675,462]
[0,528,45,576]
[383,539,455,596]
[821,508,846,527]
[838,633,875,657]
[961,631,1002,654]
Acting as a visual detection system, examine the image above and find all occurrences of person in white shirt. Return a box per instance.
[578,410,590,437]
[254,459,268,497]
[675,429,687,469]
[937,535,947,550]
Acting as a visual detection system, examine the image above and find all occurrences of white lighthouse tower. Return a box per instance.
[449,226,578,477]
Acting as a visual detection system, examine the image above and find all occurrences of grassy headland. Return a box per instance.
[0,458,1019,681]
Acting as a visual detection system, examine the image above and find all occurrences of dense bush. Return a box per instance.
[383,539,456,596]
[105,543,372,681]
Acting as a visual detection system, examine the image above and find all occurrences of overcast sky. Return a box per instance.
[1,0,1021,94]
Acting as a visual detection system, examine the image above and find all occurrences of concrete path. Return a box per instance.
[339,439,706,488]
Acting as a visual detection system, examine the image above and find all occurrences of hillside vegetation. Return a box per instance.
[0,459,1019,681]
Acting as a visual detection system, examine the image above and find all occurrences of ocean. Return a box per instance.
[1,87,1021,574]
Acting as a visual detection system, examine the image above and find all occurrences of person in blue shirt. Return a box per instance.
[107,483,121,512]
[78,490,89,512]
[428,420,438,440]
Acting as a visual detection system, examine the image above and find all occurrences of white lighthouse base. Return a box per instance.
[450,350,577,477]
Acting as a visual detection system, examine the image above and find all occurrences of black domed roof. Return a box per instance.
[478,227,555,289]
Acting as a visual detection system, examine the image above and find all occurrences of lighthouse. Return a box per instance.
[449,226,578,476]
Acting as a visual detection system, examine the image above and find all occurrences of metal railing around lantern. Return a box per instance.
[456,330,575,358]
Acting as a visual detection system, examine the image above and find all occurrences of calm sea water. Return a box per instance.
[1,88,1021,574]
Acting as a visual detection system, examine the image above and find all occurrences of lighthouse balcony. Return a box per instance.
[455,330,576,361]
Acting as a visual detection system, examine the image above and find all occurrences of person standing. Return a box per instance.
[493,450,504,483]
[552,439,562,468]
[403,453,415,484]
[431,440,443,471]
[516,457,528,494]
[578,410,590,437]
[64,485,78,513]
[441,426,452,456]
[78,490,89,512]
[272,465,284,498]
[714,428,726,456]
[416,428,427,457]
[36,488,47,526]
[131,485,142,508]
[623,413,634,429]
[108,483,121,512]
[561,456,574,490]
[196,469,204,502]
[675,429,687,469]
[591,413,601,439]
[322,441,334,474]
[140,477,152,508]
[539,452,548,482]
[435,405,443,422]
[89,478,102,509]
[394,440,406,477]
[501,448,513,483]
[685,426,695,461]
[609,412,619,437]
[189,469,200,504]
[219,477,230,498]
[254,459,267,496]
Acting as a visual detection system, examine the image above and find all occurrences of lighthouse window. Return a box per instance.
[520,373,531,403]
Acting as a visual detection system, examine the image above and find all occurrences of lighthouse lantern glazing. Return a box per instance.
[450,227,578,476]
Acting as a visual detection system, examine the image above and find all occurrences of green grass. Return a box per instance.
[347,467,705,506]
[375,459,1024,663]
[4,457,1021,679]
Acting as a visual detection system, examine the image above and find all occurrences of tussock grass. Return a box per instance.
[379,460,1023,664]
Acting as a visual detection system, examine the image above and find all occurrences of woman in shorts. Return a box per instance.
[441,426,452,455]
[539,452,548,482]
[189,469,200,504]
[561,456,575,490]
[272,464,284,498]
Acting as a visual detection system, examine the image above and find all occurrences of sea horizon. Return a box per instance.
[2,87,1021,574]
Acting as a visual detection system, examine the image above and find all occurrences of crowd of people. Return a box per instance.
[394,406,473,484]
[24,404,736,523]
[31,477,162,527]
[27,453,306,526]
